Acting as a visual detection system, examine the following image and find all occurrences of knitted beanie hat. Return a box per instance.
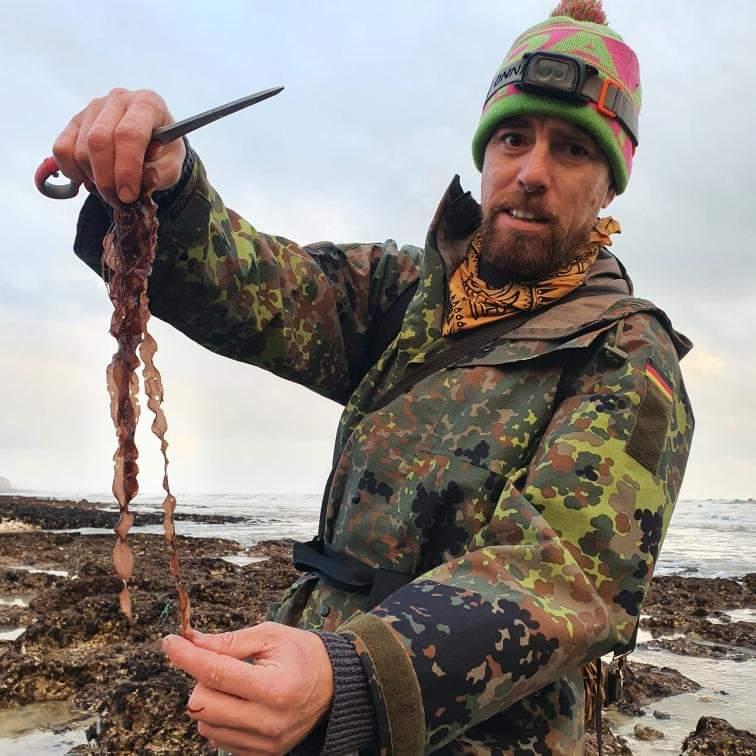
[471,0,641,193]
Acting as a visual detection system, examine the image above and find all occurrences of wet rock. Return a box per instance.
[653,709,671,719]
[614,661,700,716]
[640,574,756,653]
[681,716,756,754]
[584,720,633,756]
[643,635,754,662]
[0,523,299,753]
[634,723,664,740]
[85,675,211,753]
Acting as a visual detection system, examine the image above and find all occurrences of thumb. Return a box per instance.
[143,136,185,191]
[187,622,280,661]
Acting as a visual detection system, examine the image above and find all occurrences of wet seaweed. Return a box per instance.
[101,184,191,635]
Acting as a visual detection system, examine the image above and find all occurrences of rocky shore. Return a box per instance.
[0,494,246,529]
[0,495,754,754]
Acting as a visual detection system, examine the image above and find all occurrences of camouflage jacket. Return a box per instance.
[75,157,694,755]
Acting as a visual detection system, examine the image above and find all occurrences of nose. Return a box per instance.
[516,137,552,194]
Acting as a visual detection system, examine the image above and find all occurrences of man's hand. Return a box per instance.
[162,621,334,755]
[52,88,186,206]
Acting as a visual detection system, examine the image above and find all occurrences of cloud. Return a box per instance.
[3,0,755,499]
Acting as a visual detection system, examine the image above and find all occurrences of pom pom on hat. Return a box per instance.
[550,0,608,25]
[471,0,641,193]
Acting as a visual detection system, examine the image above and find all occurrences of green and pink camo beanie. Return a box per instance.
[472,0,641,193]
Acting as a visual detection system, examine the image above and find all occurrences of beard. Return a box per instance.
[478,195,595,283]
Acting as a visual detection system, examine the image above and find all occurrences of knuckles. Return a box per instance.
[73,142,91,169]
[134,88,167,113]
[216,630,237,652]
[58,88,170,161]
[206,661,224,688]
[86,127,113,154]
[107,87,129,99]
[113,123,146,145]
[51,135,72,162]
[260,716,285,742]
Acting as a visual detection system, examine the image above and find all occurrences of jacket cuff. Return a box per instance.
[291,632,378,755]
[340,615,425,756]
[73,191,113,275]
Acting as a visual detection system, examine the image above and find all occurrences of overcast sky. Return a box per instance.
[1,0,754,500]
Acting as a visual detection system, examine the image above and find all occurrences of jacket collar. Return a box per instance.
[428,175,481,274]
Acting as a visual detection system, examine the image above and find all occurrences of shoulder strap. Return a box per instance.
[361,280,420,376]
[552,321,641,665]
[371,287,627,414]
[371,309,534,413]
[552,320,623,408]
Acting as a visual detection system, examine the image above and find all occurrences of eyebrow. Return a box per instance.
[497,117,531,129]
[554,124,595,144]
[496,118,596,144]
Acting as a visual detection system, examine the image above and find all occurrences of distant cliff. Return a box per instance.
[0,477,12,492]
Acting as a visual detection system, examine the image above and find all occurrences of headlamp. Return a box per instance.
[519,52,593,103]
[484,51,639,146]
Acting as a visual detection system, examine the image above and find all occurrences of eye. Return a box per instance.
[499,132,524,147]
[566,142,590,158]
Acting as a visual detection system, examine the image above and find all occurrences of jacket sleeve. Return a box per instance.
[340,312,695,753]
[73,150,422,404]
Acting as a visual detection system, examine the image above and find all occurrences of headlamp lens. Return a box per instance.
[524,54,579,93]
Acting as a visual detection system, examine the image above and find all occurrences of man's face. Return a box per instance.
[479,114,616,282]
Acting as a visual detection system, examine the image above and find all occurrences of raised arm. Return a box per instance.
[61,88,422,403]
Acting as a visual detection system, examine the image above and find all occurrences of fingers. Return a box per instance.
[163,634,264,699]
[187,622,278,661]
[197,720,281,756]
[52,116,88,188]
[88,93,129,203]
[113,99,162,203]
[51,88,183,205]
[73,103,104,193]
[186,683,291,752]
[186,683,264,731]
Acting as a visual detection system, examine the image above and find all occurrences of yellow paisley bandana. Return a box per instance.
[442,216,621,336]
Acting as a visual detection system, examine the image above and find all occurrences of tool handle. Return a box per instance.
[35,156,80,199]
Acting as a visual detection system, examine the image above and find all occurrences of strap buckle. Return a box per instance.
[596,78,623,119]
[604,658,625,705]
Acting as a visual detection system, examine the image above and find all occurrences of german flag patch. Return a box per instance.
[626,359,675,475]
[644,360,673,403]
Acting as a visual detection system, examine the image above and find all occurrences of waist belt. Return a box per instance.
[293,537,414,610]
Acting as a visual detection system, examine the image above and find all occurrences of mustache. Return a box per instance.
[487,195,558,225]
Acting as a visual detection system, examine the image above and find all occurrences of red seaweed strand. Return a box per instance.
[139,314,191,636]
[102,188,191,634]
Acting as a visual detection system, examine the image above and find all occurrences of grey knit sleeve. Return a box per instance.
[289,632,379,755]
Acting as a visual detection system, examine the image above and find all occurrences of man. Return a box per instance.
[60,1,694,753]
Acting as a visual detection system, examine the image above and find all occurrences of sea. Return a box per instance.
[14,492,756,580]
[1,494,754,755]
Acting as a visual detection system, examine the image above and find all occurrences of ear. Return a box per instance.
[601,182,616,209]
